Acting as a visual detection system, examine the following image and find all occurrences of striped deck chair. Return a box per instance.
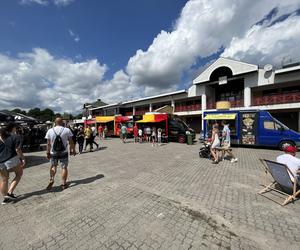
[258,159,300,206]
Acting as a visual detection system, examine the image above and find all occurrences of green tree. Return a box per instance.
[27,108,41,118]
[11,108,27,115]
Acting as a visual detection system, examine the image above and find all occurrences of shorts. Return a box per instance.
[222,140,231,148]
[0,156,21,171]
[50,155,69,169]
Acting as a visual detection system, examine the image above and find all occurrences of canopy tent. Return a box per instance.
[115,116,132,123]
[136,114,168,123]
[0,111,15,123]
[203,113,237,120]
[95,116,115,123]
[84,119,96,125]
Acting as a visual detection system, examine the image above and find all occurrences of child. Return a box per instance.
[157,128,162,145]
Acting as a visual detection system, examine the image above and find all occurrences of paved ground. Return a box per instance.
[0,138,300,250]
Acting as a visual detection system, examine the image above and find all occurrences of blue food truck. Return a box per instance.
[203,110,300,150]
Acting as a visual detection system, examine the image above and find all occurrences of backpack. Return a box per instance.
[52,128,65,153]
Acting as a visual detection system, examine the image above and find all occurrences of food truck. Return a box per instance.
[134,113,195,143]
[95,116,133,137]
[203,110,300,150]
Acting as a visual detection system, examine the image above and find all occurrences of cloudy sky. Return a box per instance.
[1,0,300,113]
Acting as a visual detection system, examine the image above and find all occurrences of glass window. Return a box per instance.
[264,121,275,130]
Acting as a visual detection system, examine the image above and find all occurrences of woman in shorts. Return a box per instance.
[0,123,25,204]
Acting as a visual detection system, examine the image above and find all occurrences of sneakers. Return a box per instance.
[2,193,17,205]
[231,158,238,163]
[2,198,11,205]
[5,193,17,200]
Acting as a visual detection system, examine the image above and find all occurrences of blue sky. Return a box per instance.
[0,0,187,79]
[0,0,300,112]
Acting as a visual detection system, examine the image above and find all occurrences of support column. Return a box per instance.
[201,94,207,132]
[133,106,136,115]
[149,103,152,112]
[171,99,175,113]
[298,111,300,132]
[244,87,251,107]
[201,94,207,111]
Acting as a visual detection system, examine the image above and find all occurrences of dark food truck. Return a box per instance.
[134,113,195,143]
[203,110,300,150]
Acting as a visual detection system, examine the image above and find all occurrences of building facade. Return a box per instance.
[88,57,300,133]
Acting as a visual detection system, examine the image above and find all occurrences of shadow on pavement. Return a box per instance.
[14,174,105,203]
[69,174,104,187]
[25,155,49,168]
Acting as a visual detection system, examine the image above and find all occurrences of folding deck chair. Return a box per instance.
[258,159,300,206]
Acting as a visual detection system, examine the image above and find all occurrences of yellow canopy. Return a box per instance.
[136,114,155,123]
[95,116,115,123]
[203,113,236,120]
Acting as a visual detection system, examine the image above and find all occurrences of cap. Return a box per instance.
[284,145,297,153]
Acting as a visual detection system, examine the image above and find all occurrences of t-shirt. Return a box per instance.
[121,125,127,134]
[277,154,300,181]
[157,129,162,137]
[0,134,22,163]
[84,128,92,138]
[138,129,143,136]
[222,125,230,142]
[98,126,103,133]
[45,126,73,154]
[91,127,96,136]
[146,127,151,135]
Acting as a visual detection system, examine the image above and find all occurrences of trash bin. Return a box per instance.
[187,134,193,145]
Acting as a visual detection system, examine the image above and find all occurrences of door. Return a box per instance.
[258,118,284,146]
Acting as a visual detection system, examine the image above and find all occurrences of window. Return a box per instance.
[264,121,282,130]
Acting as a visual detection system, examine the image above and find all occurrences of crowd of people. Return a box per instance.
[1,117,299,205]
[131,124,163,146]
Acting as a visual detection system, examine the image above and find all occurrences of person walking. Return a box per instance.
[103,125,108,139]
[210,124,220,164]
[0,123,25,204]
[91,125,99,149]
[133,124,138,143]
[146,126,151,142]
[84,125,93,152]
[138,128,143,143]
[121,124,127,143]
[221,121,238,163]
[98,124,104,140]
[76,126,85,154]
[151,127,157,147]
[45,118,75,191]
[157,128,162,145]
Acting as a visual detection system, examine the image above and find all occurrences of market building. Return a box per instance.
[86,57,300,133]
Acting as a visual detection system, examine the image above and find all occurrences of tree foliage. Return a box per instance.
[9,108,79,122]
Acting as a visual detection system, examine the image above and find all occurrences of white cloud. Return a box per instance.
[0,48,108,113]
[68,29,80,43]
[222,13,300,67]
[126,0,300,92]
[20,0,74,7]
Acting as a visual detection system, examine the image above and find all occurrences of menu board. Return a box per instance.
[241,112,257,145]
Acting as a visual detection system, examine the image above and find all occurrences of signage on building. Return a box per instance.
[219,76,227,85]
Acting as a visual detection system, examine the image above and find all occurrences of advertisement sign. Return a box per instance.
[240,112,257,145]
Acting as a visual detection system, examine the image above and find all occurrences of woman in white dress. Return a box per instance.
[210,124,220,164]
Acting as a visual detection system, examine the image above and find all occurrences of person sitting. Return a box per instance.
[277,145,300,183]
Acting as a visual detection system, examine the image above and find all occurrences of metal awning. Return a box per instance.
[136,114,167,123]
[95,116,115,123]
[203,113,237,120]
